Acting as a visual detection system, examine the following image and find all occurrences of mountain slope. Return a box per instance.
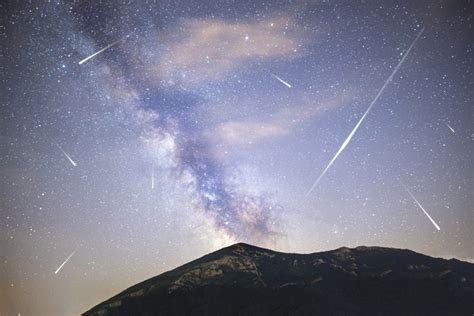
[83,243,474,315]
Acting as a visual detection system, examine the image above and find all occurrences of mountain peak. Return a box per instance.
[222,242,272,252]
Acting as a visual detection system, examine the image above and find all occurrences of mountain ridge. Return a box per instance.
[83,243,474,315]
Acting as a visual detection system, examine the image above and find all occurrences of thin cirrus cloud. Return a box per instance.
[150,17,307,88]
[215,93,352,146]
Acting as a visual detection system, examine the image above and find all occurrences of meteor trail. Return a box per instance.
[398,179,441,230]
[55,144,77,166]
[305,28,425,196]
[151,166,155,189]
[78,35,129,65]
[54,249,77,274]
[445,123,455,133]
[271,73,292,88]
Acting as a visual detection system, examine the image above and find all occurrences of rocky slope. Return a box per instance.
[83,243,474,315]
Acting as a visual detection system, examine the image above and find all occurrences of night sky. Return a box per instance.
[1,1,473,315]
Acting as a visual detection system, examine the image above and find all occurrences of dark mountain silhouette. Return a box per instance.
[83,243,474,315]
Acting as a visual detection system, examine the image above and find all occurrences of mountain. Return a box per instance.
[83,243,474,316]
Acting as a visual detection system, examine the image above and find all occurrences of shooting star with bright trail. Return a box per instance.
[54,248,77,274]
[271,73,292,88]
[55,143,77,166]
[305,27,425,197]
[445,123,455,133]
[398,179,441,230]
[78,34,130,65]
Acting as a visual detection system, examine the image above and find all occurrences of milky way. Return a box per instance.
[1,1,472,315]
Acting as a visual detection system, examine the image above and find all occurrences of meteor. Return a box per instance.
[305,28,425,196]
[398,179,441,230]
[78,35,130,65]
[271,73,292,88]
[151,166,155,189]
[445,123,455,133]
[54,249,77,274]
[55,144,77,167]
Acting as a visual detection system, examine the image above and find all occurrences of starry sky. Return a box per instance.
[1,0,473,315]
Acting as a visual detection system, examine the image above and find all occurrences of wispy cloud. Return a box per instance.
[216,93,351,145]
[149,17,306,88]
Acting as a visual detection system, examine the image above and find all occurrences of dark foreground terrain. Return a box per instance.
[83,243,473,315]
